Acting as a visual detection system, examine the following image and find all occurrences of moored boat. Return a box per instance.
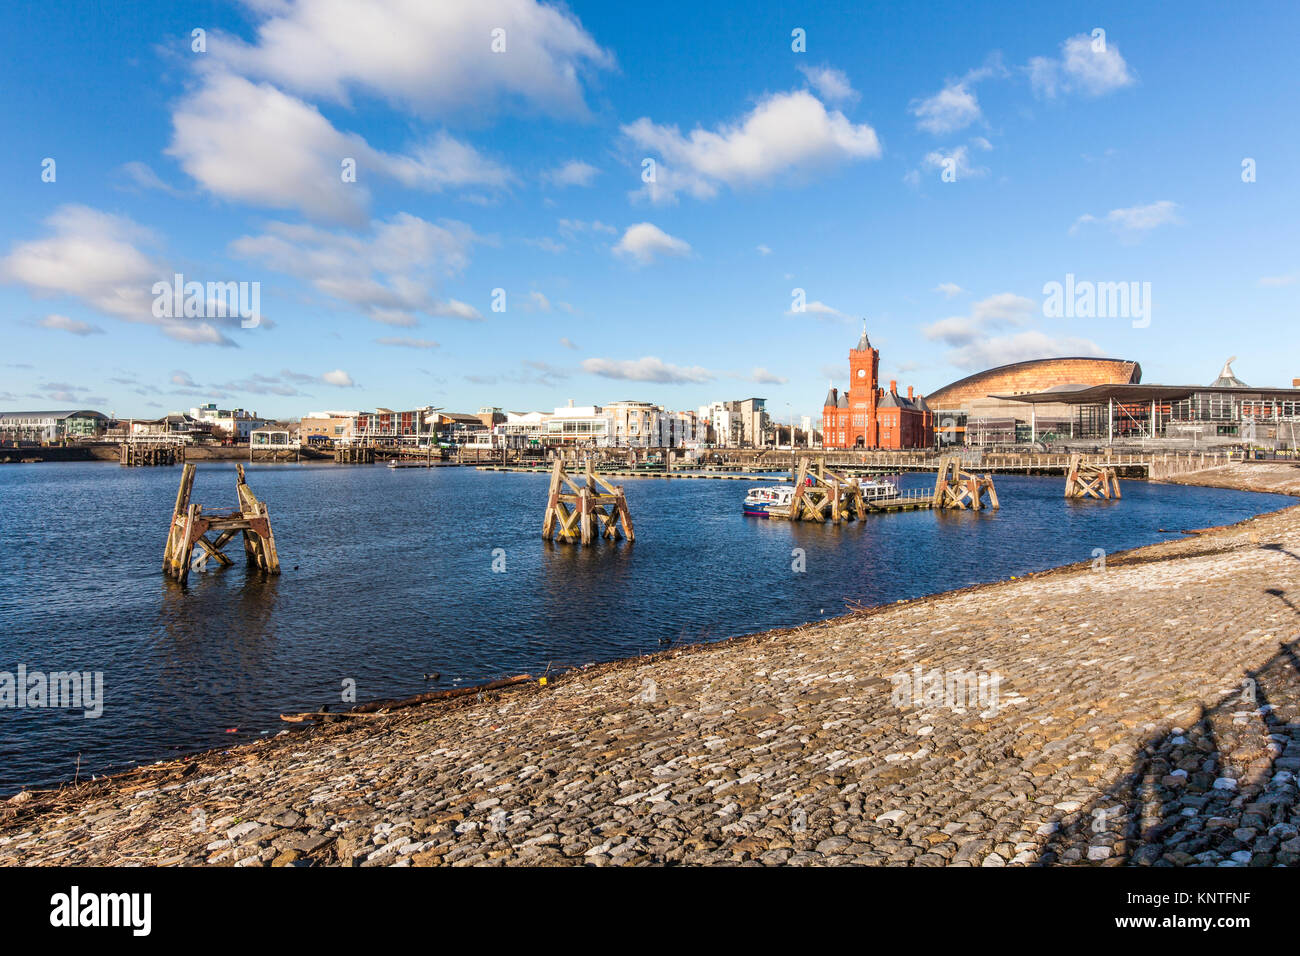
[860,476,901,500]
[743,484,795,516]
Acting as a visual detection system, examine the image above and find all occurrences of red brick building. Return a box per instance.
[822,327,934,449]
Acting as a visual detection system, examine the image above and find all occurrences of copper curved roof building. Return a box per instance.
[927,357,1142,409]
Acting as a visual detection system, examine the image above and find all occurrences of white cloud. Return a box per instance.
[923,315,984,346]
[972,292,1036,322]
[922,145,987,179]
[558,218,617,238]
[382,131,515,192]
[321,369,355,387]
[39,313,104,336]
[946,330,1107,371]
[542,160,600,187]
[757,244,772,256]
[1,204,240,346]
[2,206,157,319]
[613,222,691,264]
[934,282,964,298]
[169,73,371,226]
[559,336,579,350]
[210,0,614,119]
[230,213,483,325]
[581,356,714,384]
[376,336,439,349]
[1258,274,1296,288]
[912,81,981,134]
[115,161,186,197]
[797,64,857,104]
[923,293,1036,346]
[751,367,788,385]
[1071,200,1180,238]
[623,90,881,203]
[168,73,512,224]
[525,237,566,254]
[1029,33,1135,98]
[922,292,1098,370]
[786,300,848,321]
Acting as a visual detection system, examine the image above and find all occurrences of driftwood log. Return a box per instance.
[280,674,534,722]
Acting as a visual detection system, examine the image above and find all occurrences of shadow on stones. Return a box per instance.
[1037,637,1300,866]
[1261,542,1300,564]
[1264,587,1299,617]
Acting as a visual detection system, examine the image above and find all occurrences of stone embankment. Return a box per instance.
[2,464,1298,866]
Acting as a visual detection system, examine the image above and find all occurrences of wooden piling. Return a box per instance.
[773,457,871,522]
[121,442,179,466]
[933,455,999,510]
[541,458,635,544]
[162,463,281,582]
[1064,454,1121,499]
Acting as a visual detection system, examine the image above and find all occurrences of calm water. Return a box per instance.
[0,461,1291,793]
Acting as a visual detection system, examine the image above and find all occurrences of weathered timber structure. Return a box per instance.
[1064,454,1122,499]
[771,458,869,522]
[932,455,1000,510]
[120,442,180,467]
[334,445,375,464]
[163,463,281,584]
[541,458,635,544]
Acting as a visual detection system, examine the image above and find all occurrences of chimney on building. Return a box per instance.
[1294,378,1300,388]
[890,380,898,395]
[907,386,914,401]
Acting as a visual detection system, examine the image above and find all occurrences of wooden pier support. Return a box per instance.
[1064,454,1122,499]
[120,442,179,466]
[776,457,870,522]
[932,456,1000,510]
[334,445,375,464]
[163,463,281,584]
[542,458,635,543]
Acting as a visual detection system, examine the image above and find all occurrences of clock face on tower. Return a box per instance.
[856,369,865,378]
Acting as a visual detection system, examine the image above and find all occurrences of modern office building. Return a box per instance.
[0,409,109,442]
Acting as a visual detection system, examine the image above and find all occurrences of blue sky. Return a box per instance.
[2,0,1297,422]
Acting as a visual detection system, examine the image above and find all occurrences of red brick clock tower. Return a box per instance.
[848,324,879,448]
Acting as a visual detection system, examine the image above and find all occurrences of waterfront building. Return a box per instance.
[190,403,271,441]
[0,409,109,442]
[476,407,507,429]
[352,406,437,443]
[926,357,1141,446]
[544,402,613,446]
[606,400,662,447]
[127,414,213,440]
[700,399,768,447]
[733,398,769,447]
[663,409,701,448]
[300,410,358,444]
[499,410,549,449]
[821,326,932,449]
[995,358,1300,450]
[433,412,490,444]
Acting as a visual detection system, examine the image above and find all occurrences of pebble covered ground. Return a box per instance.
[2,463,1299,866]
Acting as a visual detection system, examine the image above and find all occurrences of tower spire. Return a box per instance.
[856,320,870,351]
